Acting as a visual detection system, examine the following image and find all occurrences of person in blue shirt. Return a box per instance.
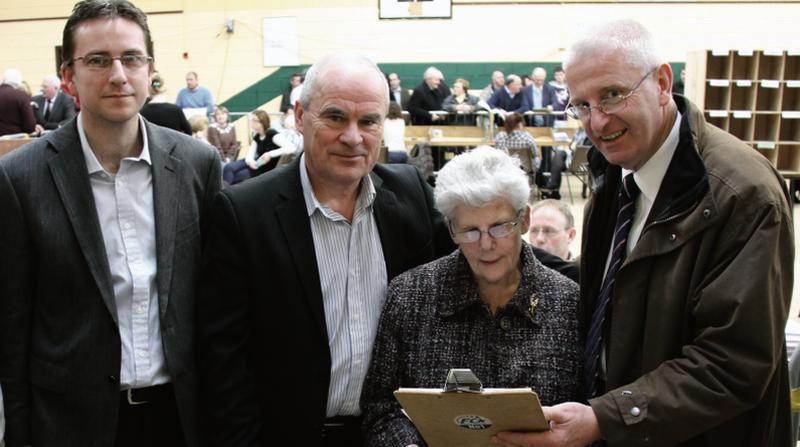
[175,71,214,118]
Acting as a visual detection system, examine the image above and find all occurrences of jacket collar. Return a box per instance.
[587,95,709,226]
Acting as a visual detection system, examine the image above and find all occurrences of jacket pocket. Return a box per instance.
[29,356,69,393]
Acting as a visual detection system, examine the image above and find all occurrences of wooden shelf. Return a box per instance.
[686,49,799,172]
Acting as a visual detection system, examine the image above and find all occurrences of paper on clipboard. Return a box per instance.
[394,387,548,447]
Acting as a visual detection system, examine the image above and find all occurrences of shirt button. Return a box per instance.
[669,233,677,242]
[702,208,711,218]
[124,223,133,230]
[135,306,145,314]
[108,375,118,383]
[630,406,641,417]
[137,351,146,358]
[499,317,512,330]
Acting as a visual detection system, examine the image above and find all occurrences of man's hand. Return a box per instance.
[35,124,45,135]
[492,402,601,447]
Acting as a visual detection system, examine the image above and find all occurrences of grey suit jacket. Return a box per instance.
[32,91,77,130]
[0,118,221,447]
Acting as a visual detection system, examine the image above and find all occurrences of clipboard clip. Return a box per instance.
[443,368,483,393]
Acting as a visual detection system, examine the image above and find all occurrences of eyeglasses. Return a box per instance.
[450,211,524,244]
[529,226,566,238]
[69,54,153,71]
[565,67,657,120]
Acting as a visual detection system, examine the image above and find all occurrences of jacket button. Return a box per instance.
[108,375,118,383]
[630,406,641,417]
[702,208,711,217]
[499,317,512,330]
[669,233,677,242]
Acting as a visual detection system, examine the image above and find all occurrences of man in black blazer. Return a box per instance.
[0,2,221,446]
[32,74,77,133]
[407,66,447,125]
[196,53,453,447]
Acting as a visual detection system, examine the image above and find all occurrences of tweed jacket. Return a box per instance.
[581,95,794,447]
[362,243,581,446]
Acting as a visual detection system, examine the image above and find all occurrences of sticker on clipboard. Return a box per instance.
[454,415,493,430]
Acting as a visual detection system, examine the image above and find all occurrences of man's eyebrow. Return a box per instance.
[360,112,383,122]
[318,106,346,116]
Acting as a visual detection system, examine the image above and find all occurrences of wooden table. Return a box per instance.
[0,138,33,157]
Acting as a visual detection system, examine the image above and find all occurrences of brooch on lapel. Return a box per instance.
[529,293,539,318]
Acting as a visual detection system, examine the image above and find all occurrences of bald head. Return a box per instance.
[299,52,389,111]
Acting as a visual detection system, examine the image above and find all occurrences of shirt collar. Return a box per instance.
[78,113,151,175]
[299,153,376,218]
[622,110,681,204]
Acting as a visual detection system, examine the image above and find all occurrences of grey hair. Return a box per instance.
[563,19,664,75]
[532,67,547,78]
[435,146,531,221]
[2,69,22,87]
[299,52,389,110]
[506,74,521,86]
[42,74,61,88]
[531,198,575,229]
[423,66,443,80]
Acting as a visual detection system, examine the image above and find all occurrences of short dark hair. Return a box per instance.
[252,109,271,131]
[62,0,153,66]
[503,112,525,133]
[387,101,403,120]
[554,66,565,74]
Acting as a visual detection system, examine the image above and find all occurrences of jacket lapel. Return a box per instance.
[370,172,403,279]
[275,160,328,337]
[147,124,180,318]
[46,125,118,322]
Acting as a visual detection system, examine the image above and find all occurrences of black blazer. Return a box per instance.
[0,120,222,447]
[140,102,192,135]
[407,82,446,125]
[32,91,77,130]
[196,159,454,446]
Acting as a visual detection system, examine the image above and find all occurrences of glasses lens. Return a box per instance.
[601,96,627,115]
[85,55,110,68]
[488,221,517,239]
[455,230,480,244]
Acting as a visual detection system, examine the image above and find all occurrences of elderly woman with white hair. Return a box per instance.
[361,146,581,446]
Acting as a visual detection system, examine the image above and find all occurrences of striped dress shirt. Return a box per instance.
[299,155,388,417]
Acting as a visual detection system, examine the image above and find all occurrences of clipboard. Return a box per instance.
[394,386,548,447]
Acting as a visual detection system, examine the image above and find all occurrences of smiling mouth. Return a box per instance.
[600,129,627,141]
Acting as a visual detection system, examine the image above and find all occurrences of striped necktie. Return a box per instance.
[583,173,640,399]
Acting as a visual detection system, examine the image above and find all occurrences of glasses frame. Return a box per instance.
[565,67,657,120]
[69,54,153,71]
[449,210,524,244]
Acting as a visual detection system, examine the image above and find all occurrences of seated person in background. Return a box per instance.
[361,146,581,446]
[494,112,539,186]
[383,102,408,164]
[522,67,558,127]
[488,74,528,121]
[528,199,577,262]
[407,66,447,125]
[189,114,209,144]
[207,105,240,164]
[140,72,192,135]
[280,72,303,113]
[442,77,480,125]
[32,74,76,133]
[0,68,35,137]
[480,70,505,102]
[222,109,287,185]
[549,67,569,112]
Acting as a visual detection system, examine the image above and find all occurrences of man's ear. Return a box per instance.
[60,64,78,100]
[294,101,305,135]
[656,62,673,105]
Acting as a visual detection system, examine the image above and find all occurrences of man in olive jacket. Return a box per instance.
[494,19,793,447]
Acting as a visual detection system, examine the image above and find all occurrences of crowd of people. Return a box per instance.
[0,1,796,447]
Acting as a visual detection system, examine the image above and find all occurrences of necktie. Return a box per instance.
[583,173,640,399]
[43,99,51,121]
